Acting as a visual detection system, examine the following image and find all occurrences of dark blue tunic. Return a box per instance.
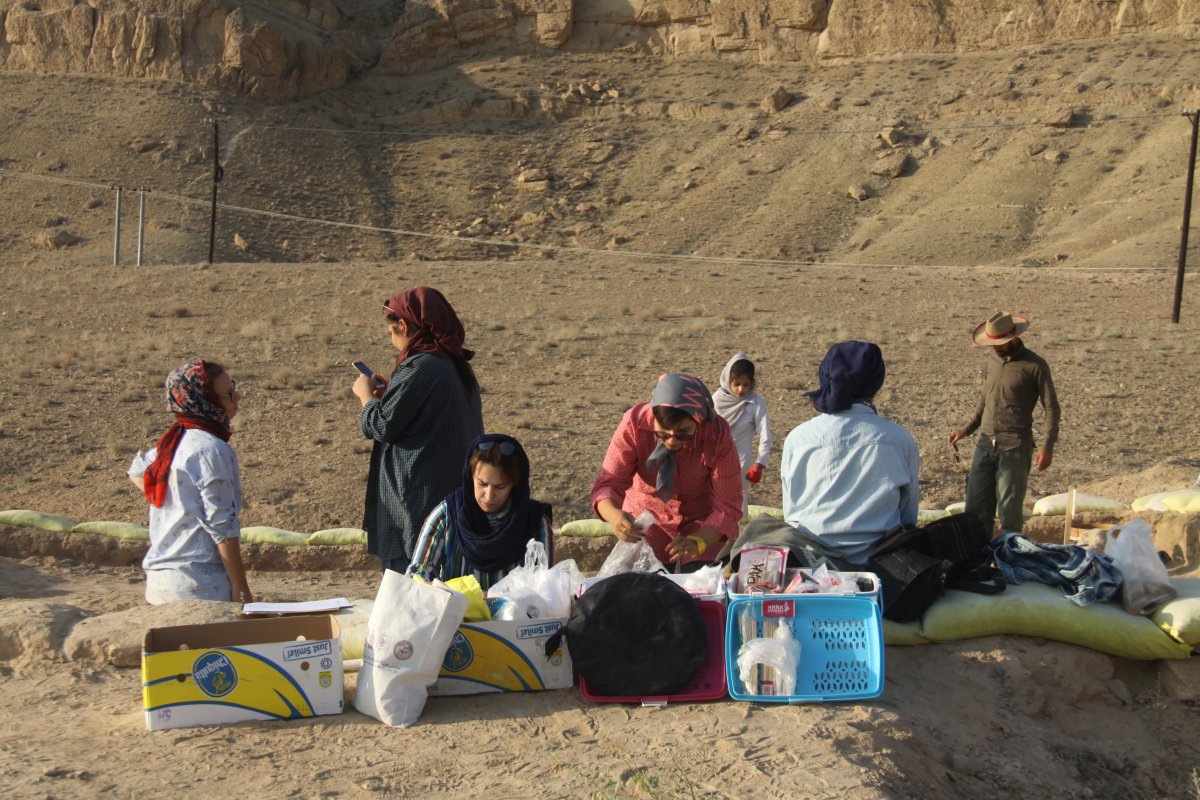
[360,352,483,562]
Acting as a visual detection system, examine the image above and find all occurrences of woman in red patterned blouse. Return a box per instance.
[591,373,744,571]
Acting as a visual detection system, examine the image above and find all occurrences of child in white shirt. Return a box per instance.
[713,353,772,515]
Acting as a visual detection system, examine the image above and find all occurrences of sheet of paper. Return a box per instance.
[241,597,352,615]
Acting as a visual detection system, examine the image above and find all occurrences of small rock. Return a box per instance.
[516,168,549,184]
[682,179,697,190]
[1044,108,1077,128]
[233,233,249,252]
[518,180,550,193]
[589,145,615,164]
[765,128,790,140]
[1108,679,1133,705]
[1027,142,1048,157]
[86,198,103,210]
[761,85,793,114]
[1043,149,1067,164]
[847,183,871,201]
[878,127,907,147]
[870,152,911,179]
[42,216,66,228]
[566,176,591,190]
[939,90,962,105]
[470,182,499,192]
[130,139,161,154]
[949,754,975,775]
[821,97,841,111]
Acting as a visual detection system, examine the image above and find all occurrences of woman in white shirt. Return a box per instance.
[128,359,253,604]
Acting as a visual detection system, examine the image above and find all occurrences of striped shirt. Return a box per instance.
[407,500,554,591]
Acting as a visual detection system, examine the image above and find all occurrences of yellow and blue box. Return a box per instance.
[429,618,572,696]
[142,616,344,731]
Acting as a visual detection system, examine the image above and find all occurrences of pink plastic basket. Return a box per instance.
[579,600,727,705]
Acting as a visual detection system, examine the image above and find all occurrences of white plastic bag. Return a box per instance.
[596,539,667,578]
[1104,520,1176,615]
[486,540,583,620]
[736,621,801,696]
[352,570,468,727]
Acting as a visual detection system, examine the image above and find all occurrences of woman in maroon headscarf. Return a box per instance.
[351,287,484,572]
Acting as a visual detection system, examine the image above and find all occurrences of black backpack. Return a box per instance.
[545,572,707,697]
[868,513,1005,622]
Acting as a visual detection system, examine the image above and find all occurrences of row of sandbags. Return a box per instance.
[0,510,367,546]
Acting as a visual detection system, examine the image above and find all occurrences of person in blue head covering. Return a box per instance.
[780,342,920,565]
[408,433,553,591]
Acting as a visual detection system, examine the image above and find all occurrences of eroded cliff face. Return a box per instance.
[1,0,1196,99]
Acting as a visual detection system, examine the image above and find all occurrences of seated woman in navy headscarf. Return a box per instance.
[408,434,553,591]
[780,341,920,566]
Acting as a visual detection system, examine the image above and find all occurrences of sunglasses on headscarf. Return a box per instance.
[477,441,516,456]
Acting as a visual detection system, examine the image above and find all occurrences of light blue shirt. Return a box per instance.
[128,429,241,572]
[781,403,920,565]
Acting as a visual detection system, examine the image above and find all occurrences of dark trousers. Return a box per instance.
[964,439,1032,534]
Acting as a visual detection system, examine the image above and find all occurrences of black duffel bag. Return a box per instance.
[869,512,1006,622]
[545,572,707,697]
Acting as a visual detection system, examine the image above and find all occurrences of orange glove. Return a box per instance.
[746,463,764,484]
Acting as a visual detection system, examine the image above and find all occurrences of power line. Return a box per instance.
[236,110,1181,141]
[0,166,1182,273]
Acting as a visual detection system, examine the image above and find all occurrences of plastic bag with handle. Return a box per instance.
[1104,520,1176,615]
[486,540,583,620]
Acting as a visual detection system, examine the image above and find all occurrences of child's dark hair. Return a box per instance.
[729,359,755,383]
[468,443,524,485]
[652,405,693,429]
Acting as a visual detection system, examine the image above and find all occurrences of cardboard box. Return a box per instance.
[142,616,344,731]
[428,618,572,696]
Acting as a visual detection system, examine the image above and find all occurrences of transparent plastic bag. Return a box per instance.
[1104,520,1176,615]
[736,620,801,696]
[596,540,667,578]
[486,540,583,619]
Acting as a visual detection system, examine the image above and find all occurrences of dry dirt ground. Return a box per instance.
[2,29,1200,800]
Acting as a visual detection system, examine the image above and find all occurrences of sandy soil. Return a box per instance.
[2,27,1200,800]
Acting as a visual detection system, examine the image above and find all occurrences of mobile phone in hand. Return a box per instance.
[352,361,373,378]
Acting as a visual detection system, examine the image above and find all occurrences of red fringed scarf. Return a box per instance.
[142,417,232,507]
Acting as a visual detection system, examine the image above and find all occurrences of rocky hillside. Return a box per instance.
[1,0,1195,99]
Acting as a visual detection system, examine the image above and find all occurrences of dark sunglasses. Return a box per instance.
[477,441,516,456]
[653,427,695,443]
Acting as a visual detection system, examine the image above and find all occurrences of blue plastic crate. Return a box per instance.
[725,595,884,703]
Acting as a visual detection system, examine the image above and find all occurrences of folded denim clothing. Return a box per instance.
[990,532,1122,606]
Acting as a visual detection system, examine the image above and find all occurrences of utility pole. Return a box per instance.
[207,118,224,265]
[136,188,147,266]
[113,184,123,266]
[1173,109,1199,324]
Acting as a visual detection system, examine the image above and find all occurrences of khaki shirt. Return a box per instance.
[961,342,1060,452]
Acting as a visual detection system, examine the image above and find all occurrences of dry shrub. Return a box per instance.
[240,319,269,337]
[33,230,80,250]
[292,323,313,340]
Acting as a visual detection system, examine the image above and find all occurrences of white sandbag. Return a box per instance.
[240,526,309,546]
[307,528,368,546]
[352,571,467,728]
[747,505,784,521]
[0,510,77,532]
[1031,492,1127,516]
[943,502,1031,519]
[1160,489,1200,513]
[557,519,612,538]
[336,599,374,661]
[917,509,950,525]
[1131,491,1175,512]
[72,521,150,541]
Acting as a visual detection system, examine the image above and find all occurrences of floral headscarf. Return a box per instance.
[142,360,232,507]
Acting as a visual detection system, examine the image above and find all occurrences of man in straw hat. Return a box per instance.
[949,311,1060,534]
